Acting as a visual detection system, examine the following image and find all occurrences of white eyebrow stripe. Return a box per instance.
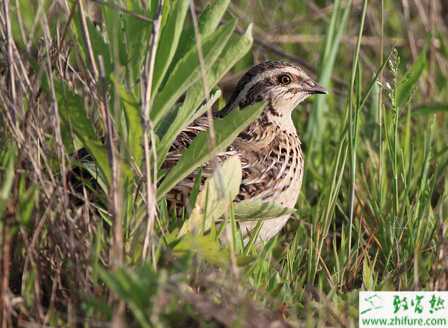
[230,67,303,110]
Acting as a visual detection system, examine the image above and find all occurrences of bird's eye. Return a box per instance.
[278,74,292,85]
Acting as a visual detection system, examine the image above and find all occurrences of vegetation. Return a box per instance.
[1,0,447,326]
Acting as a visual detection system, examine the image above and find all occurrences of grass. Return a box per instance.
[1,0,448,326]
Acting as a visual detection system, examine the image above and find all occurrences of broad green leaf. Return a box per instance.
[362,258,376,290]
[123,2,152,81]
[157,26,253,165]
[55,81,97,140]
[179,156,242,236]
[99,265,158,328]
[152,0,189,97]
[233,199,296,221]
[113,78,143,167]
[18,177,38,227]
[56,81,111,182]
[103,3,127,67]
[196,0,231,36]
[86,18,112,77]
[157,89,221,166]
[71,8,98,70]
[150,19,236,126]
[0,145,16,218]
[236,255,256,266]
[174,234,229,266]
[83,139,112,183]
[183,26,253,112]
[78,160,109,197]
[175,0,230,59]
[10,1,41,47]
[396,47,427,107]
[413,103,448,115]
[157,101,265,200]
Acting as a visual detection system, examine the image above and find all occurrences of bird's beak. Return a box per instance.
[304,81,328,94]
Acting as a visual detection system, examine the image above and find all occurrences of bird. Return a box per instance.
[165,61,327,242]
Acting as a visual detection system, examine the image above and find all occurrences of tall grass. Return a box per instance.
[1,0,448,326]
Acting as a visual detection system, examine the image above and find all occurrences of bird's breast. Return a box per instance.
[236,127,304,206]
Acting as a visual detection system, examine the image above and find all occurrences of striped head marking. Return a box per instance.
[217,61,326,117]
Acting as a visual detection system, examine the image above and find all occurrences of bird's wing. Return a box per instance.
[162,115,243,208]
[162,113,290,211]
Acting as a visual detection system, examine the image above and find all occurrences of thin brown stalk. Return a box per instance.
[189,0,219,182]
[141,0,163,260]
[98,57,123,268]
[90,0,152,23]
[189,1,214,147]
[99,52,126,327]
[18,194,56,322]
[378,0,384,197]
[13,0,28,46]
[2,0,17,121]
[11,43,32,93]
[428,0,436,97]
[262,34,406,46]
[55,1,77,64]
[1,213,12,328]
[401,0,418,60]
[41,14,69,210]
[77,0,99,79]
[189,0,240,277]
[0,94,24,143]
[233,24,347,93]
[413,0,429,26]
[26,0,46,51]
[229,6,315,70]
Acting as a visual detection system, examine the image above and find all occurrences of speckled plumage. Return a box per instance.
[165,61,326,242]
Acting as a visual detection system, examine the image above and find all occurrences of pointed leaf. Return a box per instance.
[0,146,16,218]
[413,103,448,115]
[179,156,242,236]
[175,0,230,59]
[157,89,221,166]
[152,0,189,96]
[396,47,427,107]
[150,19,236,126]
[157,26,253,165]
[113,78,143,167]
[234,199,296,221]
[174,234,229,266]
[157,101,265,200]
[56,81,111,182]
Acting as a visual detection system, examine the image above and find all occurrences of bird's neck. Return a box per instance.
[263,103,297,133]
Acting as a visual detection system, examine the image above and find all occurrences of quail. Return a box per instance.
[165,61,327,242]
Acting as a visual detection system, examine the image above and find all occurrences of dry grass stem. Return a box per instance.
[141,0,163,260]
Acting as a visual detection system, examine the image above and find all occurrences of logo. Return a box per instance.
[359,292,448,327]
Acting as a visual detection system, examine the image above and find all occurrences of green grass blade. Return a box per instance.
[179,156,242,236]
[113,77,143,167]
[175,0,231,61]
[396,47,428,107]
[233,200,295,221]
[305,0,352,146]
[413,103,448,115]
[55,81,111,182]
[150,19,236,127]
[157,102,265,200]
[151,0,189,97]
[157,25,253,165]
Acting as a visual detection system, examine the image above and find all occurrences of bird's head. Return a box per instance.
[217,61,327,117]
